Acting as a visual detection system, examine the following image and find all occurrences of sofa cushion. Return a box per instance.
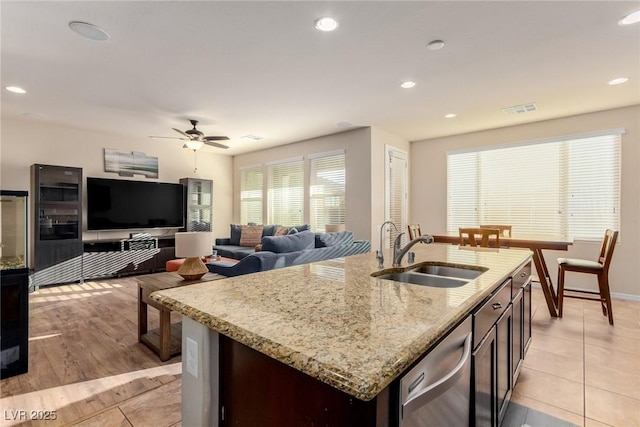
[261,230,315,253]
[291,224,310,232]
[230,224,242,245]
[240,225,263,247]
[262,224,278,237]
[315,230,354,248]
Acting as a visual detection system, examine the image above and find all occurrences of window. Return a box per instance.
[267,158,304,226]
[309,150,345,232]
[447,130,622,240]
[240,166,263,225]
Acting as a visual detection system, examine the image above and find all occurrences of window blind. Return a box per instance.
[447,132,621,240]
[240,166,263,225]
[309,151,346,232]
[388,148,408,247]
[267,159,304,226]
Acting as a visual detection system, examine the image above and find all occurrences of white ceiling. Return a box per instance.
[2,1,639,156]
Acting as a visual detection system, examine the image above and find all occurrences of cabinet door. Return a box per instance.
[523,281,532,354]
[496,304,513,425]
[512,288,524,382]
[473,326,497,427]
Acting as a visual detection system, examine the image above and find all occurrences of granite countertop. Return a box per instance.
[151,243,531,401]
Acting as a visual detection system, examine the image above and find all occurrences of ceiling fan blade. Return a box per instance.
[149,135,187,140]
[204,140,230,149]
[172,128,191,138]
[203,135,230,141]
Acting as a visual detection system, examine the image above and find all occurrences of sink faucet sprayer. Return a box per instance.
[392,232,434,268]
[376,221,399,269]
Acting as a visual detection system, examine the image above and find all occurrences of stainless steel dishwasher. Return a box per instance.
[399,316,473,427]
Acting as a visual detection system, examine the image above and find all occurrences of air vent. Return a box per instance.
[502,103,537,116]
[241,134,263,141]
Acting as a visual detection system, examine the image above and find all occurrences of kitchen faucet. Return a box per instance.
[376,221,398,268]
[393,232,434,268]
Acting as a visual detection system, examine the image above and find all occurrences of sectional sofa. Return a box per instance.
[207,228,371,277]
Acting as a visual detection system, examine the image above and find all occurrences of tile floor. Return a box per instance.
[509,288,640,427]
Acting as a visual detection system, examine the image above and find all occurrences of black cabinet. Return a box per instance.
[496,304,513,424]
[31,164,83,287]
[511,288,524,382]
[472,326,497,427]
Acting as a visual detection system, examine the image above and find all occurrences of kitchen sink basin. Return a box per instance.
[409,265,484,280]
[374,271,468,288]
[372,263,487,288]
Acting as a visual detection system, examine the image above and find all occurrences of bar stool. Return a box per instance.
[458,227,500,248]
[557,229,618,325]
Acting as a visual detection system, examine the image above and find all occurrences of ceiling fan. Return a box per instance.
[150,119,230,150]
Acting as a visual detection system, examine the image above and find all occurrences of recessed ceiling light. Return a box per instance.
[314,17,339,32]
[619,10,640,25]
[401,81,416,89]
[444,113,457,119]
[427,40,445,50]
[608,77,629,85]
[6,86,26,94]
[69,21,110,41]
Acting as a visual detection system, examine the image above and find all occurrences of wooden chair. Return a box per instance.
[480,224,512,237]
[557,229,618,325]
[407,224,422,240]
[458,227,500,248]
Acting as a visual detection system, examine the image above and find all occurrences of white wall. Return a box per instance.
[410,105,640,298]
[1,116,233,243]
[233,127,374,242]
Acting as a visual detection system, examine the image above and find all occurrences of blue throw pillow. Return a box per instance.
[230,224,242,245]
[291,224,310,232]
[287,227,298,235]
[261,231,315,253]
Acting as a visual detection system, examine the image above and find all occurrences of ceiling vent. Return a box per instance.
[242,134,263,141]
[502,102,537,116]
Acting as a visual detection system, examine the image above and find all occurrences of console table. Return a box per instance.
[137,271,224,361]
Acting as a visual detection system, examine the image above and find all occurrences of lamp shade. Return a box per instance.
[175,232,212,258]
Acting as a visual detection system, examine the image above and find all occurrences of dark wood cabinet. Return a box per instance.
[472,260,532,427]
[31,164,83,287]
[220,336,383,426]
[472,326,497,427]
[496,304,513,424]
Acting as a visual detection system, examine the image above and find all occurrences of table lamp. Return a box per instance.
[175,231,212,280]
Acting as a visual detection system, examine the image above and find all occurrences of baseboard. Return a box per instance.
[531,282,640,302]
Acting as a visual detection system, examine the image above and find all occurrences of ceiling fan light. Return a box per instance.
[185,140,204,150]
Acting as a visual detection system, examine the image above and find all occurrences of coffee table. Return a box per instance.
[137,271,224,361]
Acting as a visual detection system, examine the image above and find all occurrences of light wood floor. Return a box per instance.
[1,277,638,426]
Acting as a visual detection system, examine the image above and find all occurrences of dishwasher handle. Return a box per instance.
[402,332,472,416]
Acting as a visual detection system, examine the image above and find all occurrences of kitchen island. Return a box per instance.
[151,243,532,426]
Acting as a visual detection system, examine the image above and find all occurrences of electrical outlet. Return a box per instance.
[186,337,198,378]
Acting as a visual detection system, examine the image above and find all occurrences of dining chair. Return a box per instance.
[480,224,512,237]
[458,227,500,248]
[557,229,618,325]
[407,224,422,240]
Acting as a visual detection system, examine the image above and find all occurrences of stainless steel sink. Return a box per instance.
[409,265,484,280]
[374,271,468,288]
[372,262,487,288]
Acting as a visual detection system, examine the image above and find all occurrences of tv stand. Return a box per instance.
[82,236,175,280]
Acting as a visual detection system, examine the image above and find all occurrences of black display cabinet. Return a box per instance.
[1,190,29,379]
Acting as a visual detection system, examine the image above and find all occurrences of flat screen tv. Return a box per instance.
[87,177,185,231]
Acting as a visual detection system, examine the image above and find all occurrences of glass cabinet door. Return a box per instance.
[181,178,213,232]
